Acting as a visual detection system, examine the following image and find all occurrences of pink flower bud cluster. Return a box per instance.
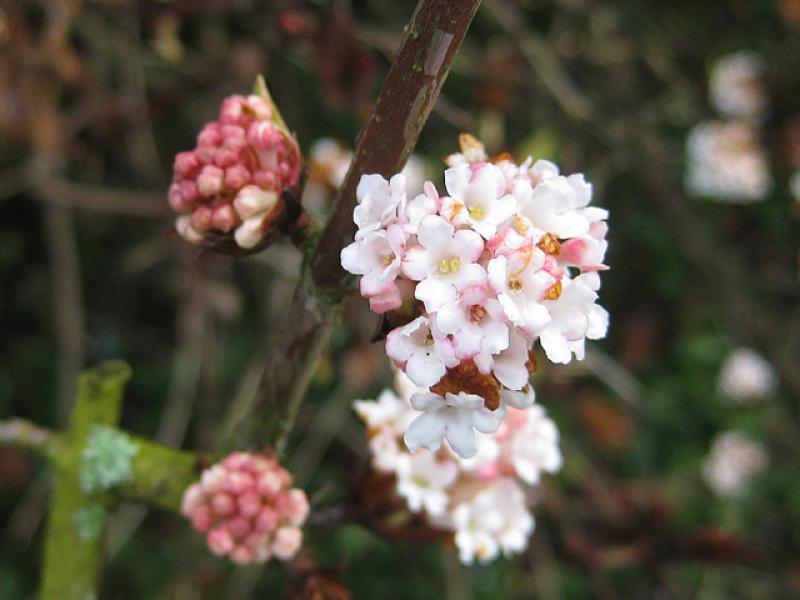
[354,370,562,564]
[168,93,302,249]
[181,452,309,565]
[341,134,608,459]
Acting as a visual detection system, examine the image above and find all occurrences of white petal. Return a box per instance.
[417,215,454,252]
[415,277,457,313]
[539,327,573,364]
[404,413,446,452]
[406,351,446,386]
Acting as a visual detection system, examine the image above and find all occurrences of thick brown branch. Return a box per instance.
[237,0,482,450]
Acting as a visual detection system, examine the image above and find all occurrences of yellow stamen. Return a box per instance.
[537,233,561,255]
[468,205,485,220]
[545,280,562,300]
[439,257,461,274]
[381,253,395,265]
[508,278,523,291]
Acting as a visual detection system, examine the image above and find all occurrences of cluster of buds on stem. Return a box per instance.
[168,77,303,252]
[181,452,309,565]
[342,134,609,459]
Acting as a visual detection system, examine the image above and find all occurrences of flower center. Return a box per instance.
[469,305,486,324]
[468,204,485,220]
[381,253,395,266]
[508,277,523,291]
[537,233,561,255]
[412,475,429,488]
[544,280,562,300]
[438,257,461,274]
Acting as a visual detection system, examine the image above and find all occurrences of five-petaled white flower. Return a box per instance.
[385,316,457,387]
[441,163,517,239]
[395,451,458,516]
[404,392,505,458]
[402,214,486,313]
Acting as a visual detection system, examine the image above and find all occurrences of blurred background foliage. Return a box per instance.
[1,0,799,598]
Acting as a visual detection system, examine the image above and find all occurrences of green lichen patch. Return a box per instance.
[80,425,139,494]
[72,505,107,543]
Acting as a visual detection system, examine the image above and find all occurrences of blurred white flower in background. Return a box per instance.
[685,120,771,202]
[718,347,777,403]
[709,51,767,121]
[702,431,767,498]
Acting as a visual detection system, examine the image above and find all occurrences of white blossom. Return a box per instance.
[404,392,505,459]
[703,431,767,498]
[718,347,777,403]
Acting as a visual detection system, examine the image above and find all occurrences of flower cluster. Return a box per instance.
[354,370,562,564]
[342,134,608,458]
[718,347,777,403]
[168,87,302,250]
[181,452,309,565]
[686,51,771,203]
[685,120,771,202]
[702,431,767,498]
[709,51,766,121]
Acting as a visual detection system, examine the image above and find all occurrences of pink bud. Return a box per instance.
[197,123,222,148]
[255,470,282,497]
[224,470,255,495]
[191,205,214,231]
[191,506,213,532]
[226,516,252,539]
[230,544,255,564]
[212,205,237,233]
[174,151,201,177]
[197,165,225,197]
[244,95,271,120]
[168,183,189,213]
[224,165,251,189]
[252,169,277,190]
[233,186,278,220]
[211,492,236,517]
[222,452,251,470]
[219,96,244,124]
[181,483,205,516]
[271,526,302,560]
[179,180,200,204]
[254,506,278,533]
[207,527,235,555]
[237,490,262,518]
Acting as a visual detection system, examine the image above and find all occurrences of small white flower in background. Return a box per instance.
[305,139,428,218]
[452,478,534,564]
[718,347,777,403]
[342,134,608,460]
[395,451,458,516]
[709,51,767,120]
[352,370,562,565]
[686,120,771,203]
[703,431,767,498]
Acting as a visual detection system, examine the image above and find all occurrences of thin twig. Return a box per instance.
[42,203,86,424]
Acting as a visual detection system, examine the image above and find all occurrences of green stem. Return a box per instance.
[39,361,131,600]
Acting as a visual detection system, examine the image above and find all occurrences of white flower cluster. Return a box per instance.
[341,135,608,459]
[686,121,771,202]
[709,52,767,120]
[686,51,771,203]
[702,431,767,498]
[718,347,777,403]
[354,371,562,564]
